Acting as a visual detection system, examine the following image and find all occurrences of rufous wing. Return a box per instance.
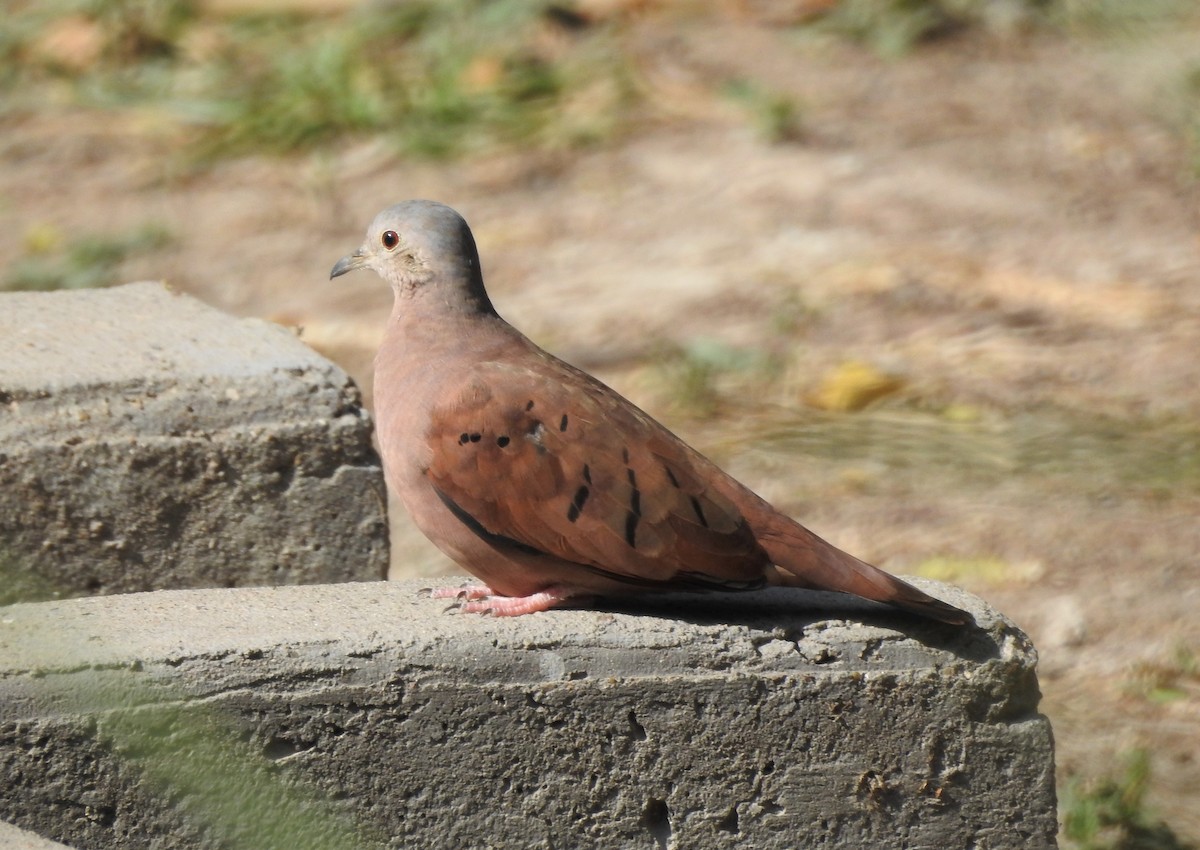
[422,357,771,589]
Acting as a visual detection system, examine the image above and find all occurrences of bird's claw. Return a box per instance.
[427,584,495,601]
[459,599,497,615]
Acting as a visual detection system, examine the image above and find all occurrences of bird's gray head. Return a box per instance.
[330,200,494,314]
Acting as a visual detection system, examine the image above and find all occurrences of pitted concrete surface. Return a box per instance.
[0,282,388,601]
[0,578,1056,849]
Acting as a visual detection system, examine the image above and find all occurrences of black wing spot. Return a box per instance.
[469,433,482,443]
[624,511,639,548]
[566,485,590,522]
[689,495,709,528]
[625,467,641,547]
[458,433,470,445]
[582,464,592,484]
[622,447,630,464]
[664,465,681,488]
[525,400,535,411]
[496,435,510,448]
[559,413,569,431]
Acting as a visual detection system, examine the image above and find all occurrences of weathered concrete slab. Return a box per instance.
[0,820,76,850]
[0,578,1056,850]
[0,282,388,602]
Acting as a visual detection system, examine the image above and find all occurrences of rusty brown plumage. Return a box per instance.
[331,200,972,626]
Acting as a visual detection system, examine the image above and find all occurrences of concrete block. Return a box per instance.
[0,282,388,602]
[0,579,1057,849]
[0,820,77,850]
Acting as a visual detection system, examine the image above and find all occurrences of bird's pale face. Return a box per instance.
[330,200,492,315]
[330,212,425,284]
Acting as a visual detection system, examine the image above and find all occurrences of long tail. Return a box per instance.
[756,512,974,626]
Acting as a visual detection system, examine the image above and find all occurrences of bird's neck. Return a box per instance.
[392,265,497,321]
[379,285,515,379]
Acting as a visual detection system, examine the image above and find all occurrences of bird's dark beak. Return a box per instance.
[330,248,368,279]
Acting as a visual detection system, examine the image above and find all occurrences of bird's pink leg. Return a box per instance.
[424,585,575,616]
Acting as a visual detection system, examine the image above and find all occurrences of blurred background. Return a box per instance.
[2,0,1198,846]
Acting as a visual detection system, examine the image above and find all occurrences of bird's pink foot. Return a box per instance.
[462,589,575,616]
[421,585,574,616]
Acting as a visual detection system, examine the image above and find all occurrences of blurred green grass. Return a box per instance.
[646,332,1199,502]
[736,407,1200,498]
[3,222,172,291]
[3,0,1198,165]
[1061,749,1196,850]
[1,0,637,161]
[812,0,1198,55]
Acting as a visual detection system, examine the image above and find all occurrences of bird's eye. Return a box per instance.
[381,230,399,250]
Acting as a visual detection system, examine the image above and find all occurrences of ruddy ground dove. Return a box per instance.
[331,200,971,625]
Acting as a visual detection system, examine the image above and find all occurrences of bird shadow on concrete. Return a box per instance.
[589,587,1002,664]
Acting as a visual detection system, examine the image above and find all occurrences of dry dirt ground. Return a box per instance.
[2,14,1199,843]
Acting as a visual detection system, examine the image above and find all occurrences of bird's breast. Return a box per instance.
[371,338,448,486]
